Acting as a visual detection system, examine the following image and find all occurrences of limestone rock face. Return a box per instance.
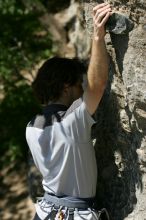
[28,1,146,219]
[83,0,146,219]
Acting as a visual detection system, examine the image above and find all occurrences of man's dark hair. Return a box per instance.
[32,57,86,105]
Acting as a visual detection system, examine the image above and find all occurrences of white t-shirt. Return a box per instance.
[26,98,97,219]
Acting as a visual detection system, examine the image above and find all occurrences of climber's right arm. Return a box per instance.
[83,3,111,115]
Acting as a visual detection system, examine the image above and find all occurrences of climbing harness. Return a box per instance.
[37,193,110,220]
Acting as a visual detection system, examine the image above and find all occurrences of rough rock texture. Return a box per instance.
[83,0,146,220]
[28,1,146,219]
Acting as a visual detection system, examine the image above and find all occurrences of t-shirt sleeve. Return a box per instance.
[62,98,96,142]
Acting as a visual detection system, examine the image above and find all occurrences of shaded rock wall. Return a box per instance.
[83,0,146,219]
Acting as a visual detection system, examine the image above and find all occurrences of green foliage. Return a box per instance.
[0,0,53,164]
[0,0,52,85]
[0,84,41,164]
